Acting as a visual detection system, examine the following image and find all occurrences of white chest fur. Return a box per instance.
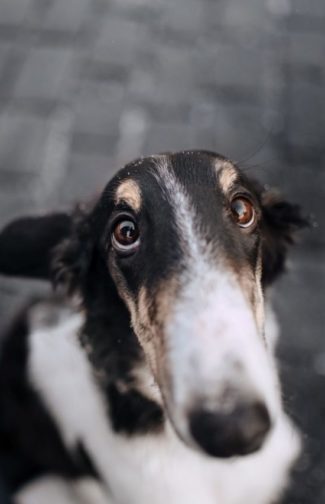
[27,310,300,504]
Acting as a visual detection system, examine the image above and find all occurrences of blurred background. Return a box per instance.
[0,0,324,502]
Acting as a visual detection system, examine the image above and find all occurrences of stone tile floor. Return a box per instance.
[0,0,324,502]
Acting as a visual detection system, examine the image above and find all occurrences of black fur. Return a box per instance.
[0,150,307,497]
[75,251,164,433]
[260,193,309,285]
[107,385,163,435]
[0,302,98,495]
[0,153,307,288]
[0,214,71,279]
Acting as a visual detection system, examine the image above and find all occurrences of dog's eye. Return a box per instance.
[112,219,140,254]
[230,197,256,228]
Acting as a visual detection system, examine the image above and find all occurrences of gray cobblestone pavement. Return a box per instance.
[0,1,324,502]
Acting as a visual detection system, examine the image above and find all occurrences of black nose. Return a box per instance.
[189,402,271,458]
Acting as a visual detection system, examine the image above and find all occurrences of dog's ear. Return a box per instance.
[0,213,72,279]
[260,190,309,286]
[51,208,94,295]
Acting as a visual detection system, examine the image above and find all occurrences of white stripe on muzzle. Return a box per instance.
[164,268,280,435]
[152,158,281,441]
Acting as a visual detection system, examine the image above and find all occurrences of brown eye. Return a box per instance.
[112,219,140,254]
[230,197,256,228]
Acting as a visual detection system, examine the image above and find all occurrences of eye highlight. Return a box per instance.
[112,218,140,255]
[230,197,256,229]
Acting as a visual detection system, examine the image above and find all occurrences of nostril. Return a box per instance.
[189,401,272,458]
[238,402,272,454]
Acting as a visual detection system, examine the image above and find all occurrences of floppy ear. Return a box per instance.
[0,213,72,279]
[51,208,94,295]
[260,191,309,286]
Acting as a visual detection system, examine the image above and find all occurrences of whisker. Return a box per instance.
[236,127,274,166]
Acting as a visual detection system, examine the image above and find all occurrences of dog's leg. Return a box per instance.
[14,475,80,504]
[72,477,114,504]
[14,475,114,504]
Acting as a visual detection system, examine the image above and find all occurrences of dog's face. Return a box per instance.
[97,151,279,457]
[0,150,306,458]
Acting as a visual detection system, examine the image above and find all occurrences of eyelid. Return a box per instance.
[109,203,141,233]
[229,188,260,211]
[228,186,255,201]
[110,210,137,227]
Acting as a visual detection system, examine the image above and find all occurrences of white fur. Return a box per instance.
[165,268,281,441]
[72,478,113,504]
[26,305,300,504]
[15,475,110,504]
[152,155,204,262]
[15,475,80,504]
[24,159,300,504]
[264,301,280,351]
[153,158,279,438]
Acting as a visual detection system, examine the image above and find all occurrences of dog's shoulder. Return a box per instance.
[0,297,98,494]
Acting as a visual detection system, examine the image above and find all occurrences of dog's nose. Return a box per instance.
[189,402,271,458]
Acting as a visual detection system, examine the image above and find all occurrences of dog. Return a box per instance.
[0,150,306,504]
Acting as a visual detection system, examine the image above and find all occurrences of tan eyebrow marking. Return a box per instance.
[115,179,142,211]
[215,160,238,193]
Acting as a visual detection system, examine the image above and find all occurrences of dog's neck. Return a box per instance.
[78,261,164,436]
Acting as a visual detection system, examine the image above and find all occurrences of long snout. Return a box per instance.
[162,271,281,458]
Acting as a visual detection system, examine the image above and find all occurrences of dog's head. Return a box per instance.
[0,151,307,458]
